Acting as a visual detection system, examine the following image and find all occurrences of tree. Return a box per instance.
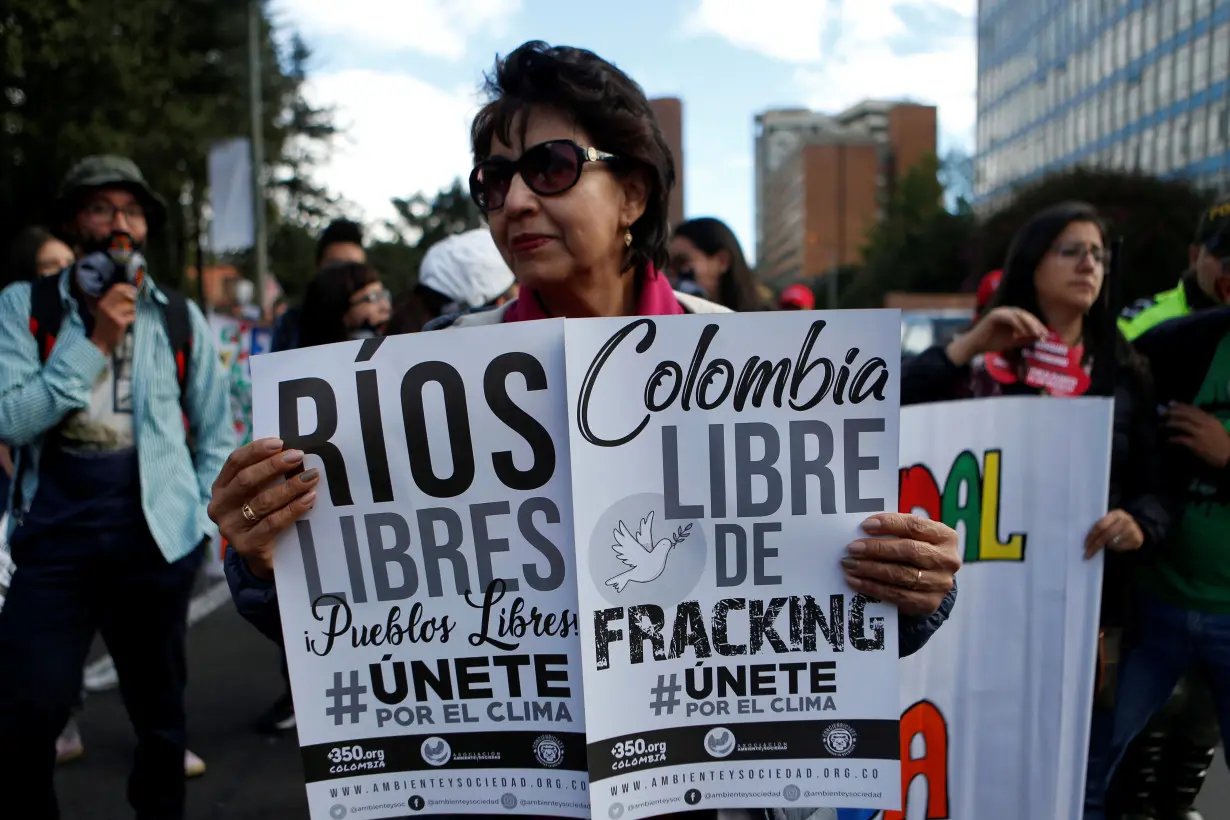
[838,153,976,308]
[975,168,1211,305]
[368,179,485,297]
[0,0,336,294]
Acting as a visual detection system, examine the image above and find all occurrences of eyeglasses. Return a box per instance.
[84,201,146,224]
[1053,242,1109,265]
[468,139,618,212]
[350,287,391,306]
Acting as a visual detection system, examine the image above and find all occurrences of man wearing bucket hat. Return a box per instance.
[0,155,232,818]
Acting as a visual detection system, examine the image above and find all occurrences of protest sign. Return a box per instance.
[869,396,1111,820]
[564,311,903,818]
[250,321,588,820]
[209,313,272,447]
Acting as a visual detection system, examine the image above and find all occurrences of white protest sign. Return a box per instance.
[251,321,589,820]
[870,396,1110,820]
[564,311,904,818]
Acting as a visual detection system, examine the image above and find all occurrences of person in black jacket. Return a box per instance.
[903,201,1170,569]
[1084,307,1230,820]
[903,203,1174,819]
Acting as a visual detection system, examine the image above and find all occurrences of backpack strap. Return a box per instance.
[157,287,193,430]
[28,274,68,363]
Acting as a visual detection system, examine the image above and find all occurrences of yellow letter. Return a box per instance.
[977,450,1026,561]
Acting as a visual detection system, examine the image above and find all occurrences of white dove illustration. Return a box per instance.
[605,511,692,593]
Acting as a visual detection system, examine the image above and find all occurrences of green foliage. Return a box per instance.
[822,160,1213,311]
[975,168,1211,305]
[0,0,334,292]
[373,179,485,297]
[838,153,976,308]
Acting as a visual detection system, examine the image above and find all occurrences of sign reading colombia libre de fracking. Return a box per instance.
[564,311,904,818]
[250,321,588,820]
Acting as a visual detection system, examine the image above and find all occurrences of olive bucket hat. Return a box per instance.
[51,155,168,230]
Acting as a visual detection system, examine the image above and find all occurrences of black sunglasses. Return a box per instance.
[468,139,618,212]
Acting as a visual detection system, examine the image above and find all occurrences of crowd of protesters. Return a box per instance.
[0,37,1228,820]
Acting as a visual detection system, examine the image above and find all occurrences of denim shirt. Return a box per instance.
[0,272,234,562]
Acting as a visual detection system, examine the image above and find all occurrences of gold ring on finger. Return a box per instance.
[242,503,260,524]
[914,568,923,588]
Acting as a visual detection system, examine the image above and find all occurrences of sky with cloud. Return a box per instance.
[274,0,976,263]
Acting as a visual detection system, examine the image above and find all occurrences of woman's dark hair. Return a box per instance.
[4,226,57,289]
[986,201,1144,384]
[296,261,381,348]
[673,218,762,311]
[470,40,676,273]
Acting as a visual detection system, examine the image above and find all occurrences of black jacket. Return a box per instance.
[902,344,1172,627]
[1135,307,1230,502]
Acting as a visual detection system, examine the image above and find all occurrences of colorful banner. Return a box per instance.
[870,396,1112,820]
[251,322,588,820]
[208,313,271,447]
[563,311,903,818]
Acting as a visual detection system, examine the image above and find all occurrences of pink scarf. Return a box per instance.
[502,265,686,322]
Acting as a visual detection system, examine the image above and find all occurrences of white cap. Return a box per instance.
[419,229,515,310]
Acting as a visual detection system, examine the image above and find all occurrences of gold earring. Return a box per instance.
[624,230,633,247]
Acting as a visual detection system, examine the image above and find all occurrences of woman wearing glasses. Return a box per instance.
[210,41,962,820]
[900,202,1173,817]
[297,261,391,347]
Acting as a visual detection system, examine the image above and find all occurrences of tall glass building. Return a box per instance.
[975,0,1230,210]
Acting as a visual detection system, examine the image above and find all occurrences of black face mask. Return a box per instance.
[674,267,708,298]
[347,322,383,341]
[75,231,147,298]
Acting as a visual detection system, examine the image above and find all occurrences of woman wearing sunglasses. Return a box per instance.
[209,41,961,820]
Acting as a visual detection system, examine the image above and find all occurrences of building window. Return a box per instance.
[1145,4,1159,48]
[1157,125,1171,173]
[1126,134,1141,170]
[1103,28,1115,77]
[1212,104,1227,152]
[1127,81,1141,124]
[1214,24,1230,80]
[1173,114,1190,169]
[1175,42,1192,101]
[1129,11,1143,62]
[1193,33,1210,92]
[1142,62,1155,115]
[1161,0,1176,42]
[1158,52,1174,109]
[1191,106,1208,160]
[1178,0,1194,32]
[1117,19,1129,71]
[1196,0,1212,21]
[1141,126,1155,171]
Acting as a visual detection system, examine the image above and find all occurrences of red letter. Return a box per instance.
[898,465,941,521]
[885,700,950,820]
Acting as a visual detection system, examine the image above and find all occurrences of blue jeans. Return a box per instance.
[1084,595,1230,819]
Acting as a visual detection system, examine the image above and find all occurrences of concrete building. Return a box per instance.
[754,102,937,288]
[976,0,1230,210]
[649,97,685,228]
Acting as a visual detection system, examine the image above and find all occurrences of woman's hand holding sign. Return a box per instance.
[841,513,962,615]
[208,437,320,580]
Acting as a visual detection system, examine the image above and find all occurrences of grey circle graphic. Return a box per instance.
[608,802,625,819]
[704,727,735,758]
[500,793,518,810]
[421,736,451,766]
[589,492,707,607]
[329,805,347,819]
[782,785,801,802]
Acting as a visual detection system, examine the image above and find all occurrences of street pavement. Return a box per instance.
[52,581,1229,819]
